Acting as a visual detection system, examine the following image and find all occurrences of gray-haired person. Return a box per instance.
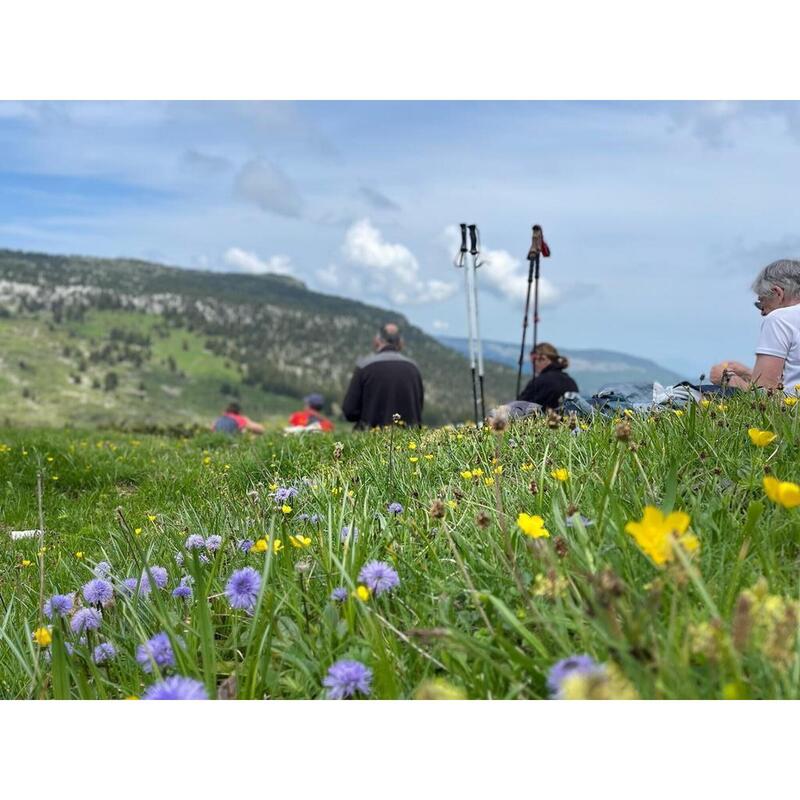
[710,259,800,393]
[342,323,424,429]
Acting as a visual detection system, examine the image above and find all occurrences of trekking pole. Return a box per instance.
[468,224,486,423]
[516,224,549,399]
[455,224,479,425]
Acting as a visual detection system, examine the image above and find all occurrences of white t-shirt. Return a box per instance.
[755,303,800,395]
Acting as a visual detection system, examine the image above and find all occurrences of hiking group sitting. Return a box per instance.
[211,258,800,434]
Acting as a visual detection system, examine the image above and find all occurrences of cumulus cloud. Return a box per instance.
[431,319,450,331]
[442,225,558,306]
[223,247,294,275]
[233,159,303,218]
[182,149,232,175]
[316,219,456,305]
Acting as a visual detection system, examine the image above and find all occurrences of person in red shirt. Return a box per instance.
[211,402,265,435]
[288,393,334,432]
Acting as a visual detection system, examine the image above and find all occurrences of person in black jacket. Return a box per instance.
[342,323,424,429]
[518,342,579,410]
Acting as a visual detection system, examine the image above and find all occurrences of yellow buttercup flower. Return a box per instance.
[493,466,503,475]
[281,505,292,514]
[272,539,284,554]
[551,468,569,482]
[75,551,83,559]
[484,477,495,487]
[424,454,434,460]
[763,476,800,509]
[471,468,484,477]
[33,627,52,647]
[289,534,312,548]
[784,396,798,407]
[409,456,419,463]
[251,538,268,553]
[624,506,698,566]
[516,513,550,539]
[202,456,211,465]
[460,470,473,480]
[748,428,777,447]
[147,514,157,522]
[520,463,533,471]
[134,527,142,536]
[673,410,684,417]
[408,441,417,450]
[269,483,278,491]
[446,500,457,509]
[700,399,711,408]
[355,585,371,601]
[21,559,32,567]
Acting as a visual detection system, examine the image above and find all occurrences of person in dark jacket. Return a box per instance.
[342,323,424,429]
[518,342,579,410]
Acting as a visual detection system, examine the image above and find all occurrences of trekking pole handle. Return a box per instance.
[459,223,468,254]
[528,224,543,259]
[468,224,478,256]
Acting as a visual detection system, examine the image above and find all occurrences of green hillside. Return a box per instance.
[0,248,518,428]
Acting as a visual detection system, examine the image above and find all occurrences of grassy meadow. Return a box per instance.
[2,392,800,699]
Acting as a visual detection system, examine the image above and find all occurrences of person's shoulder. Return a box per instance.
[356,350,419,369]
[770,304,800,322]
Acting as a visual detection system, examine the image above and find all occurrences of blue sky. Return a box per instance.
[1,100,800,378]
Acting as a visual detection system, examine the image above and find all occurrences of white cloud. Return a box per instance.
[442,224,558,306]
[233,159,303,218]
[223,247,293,275]
[431,319,449,331]
[319,219,456,305]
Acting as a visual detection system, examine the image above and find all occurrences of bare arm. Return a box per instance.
[244,418,265,435]
[725,354,785,390]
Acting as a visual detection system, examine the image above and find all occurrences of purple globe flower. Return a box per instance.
[184,534,205,550]
[387,502,404,515]
[331,587,349,602]
[93,561,112,578]
[174,552,185,567]
[238,538,254,553]
[139,565,168,595]
[225,567,261,611]
[143,675,208,700]
[309,514,321,525]
[358,560,400,596]
[274,486,299,503]
[323,659,373,699]
[93,642,117,664]
[340,526,359,543]
[172,585,192,600]
[44,594,73,619]
[121,577,139,595]
[136,632,177,674]
[546,655,600,697]
[83,578,114,606]
[205,535,222,552]
[70,607,102,634]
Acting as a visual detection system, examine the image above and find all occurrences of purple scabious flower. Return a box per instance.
[387,502,404,515]
[172,585,192,600]
[238,538,254,553]
[205,535,222,552]
[309,514,321,525]
[83,578,114,606]
[143,675,208,700]
[358,560,400,597]
[546,655,600,697]
[225,567,261,611]
[174,552,185,567]
[323,659,373,699]
[273,486,299,503]
[93,642,117,664]
[71,608,102,634]
[340,526,359,543]
[44,594,73,619]
[93,561,112,578]
[184,534,205,550]
[139,565,168,595]
[566,514,594,528]
[331,587,349,602]
[121,577,139,595]
[136,632,177,674]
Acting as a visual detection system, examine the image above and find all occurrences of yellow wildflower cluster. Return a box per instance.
[532,571,568,599]
[735,580,799,669]
[289,534,312,549]
[763,476,800,508]
[517,513,550,539]
[460,468,485,480]
[748,428,777,447]
[550,468,569,482]
[624,506,699,566]
[33,627,52,647]
[559,663,638,700]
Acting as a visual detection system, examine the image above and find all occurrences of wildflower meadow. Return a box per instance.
[3,393,800,700]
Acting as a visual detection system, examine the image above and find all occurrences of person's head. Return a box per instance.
[530,342,569,375]
[374,322,403,351]
[303,393,325,411]
[225,402,242,415]
[752,260,800,317]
